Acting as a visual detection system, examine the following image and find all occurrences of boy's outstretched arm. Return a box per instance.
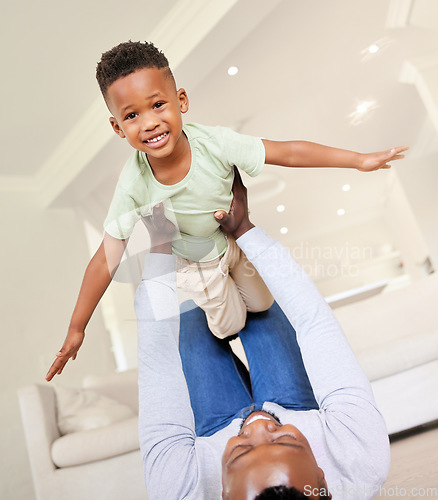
[262,139,408,172]
[45,233,127,381]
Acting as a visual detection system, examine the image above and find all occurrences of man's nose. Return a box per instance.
[242,419,277,442]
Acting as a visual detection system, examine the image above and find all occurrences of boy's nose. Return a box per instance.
[142,113,159,131]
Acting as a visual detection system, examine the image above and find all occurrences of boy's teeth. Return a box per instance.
[147,132,167,143]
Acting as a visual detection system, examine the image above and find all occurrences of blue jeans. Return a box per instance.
[179,301,318,437]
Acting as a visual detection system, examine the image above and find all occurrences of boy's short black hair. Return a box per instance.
[96,40,173,98]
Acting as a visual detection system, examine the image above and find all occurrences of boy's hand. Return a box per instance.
[46,328,85,381]
[214,167,254,239]
[142,203,176,254]
[357,146,409,172]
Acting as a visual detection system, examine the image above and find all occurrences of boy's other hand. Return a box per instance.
[214,167,254,239]
[46,328,85,381]
[357,146,409,172]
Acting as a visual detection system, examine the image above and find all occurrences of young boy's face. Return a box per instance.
[106,67,189,160]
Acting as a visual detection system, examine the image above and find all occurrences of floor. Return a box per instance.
[375,425,438,499]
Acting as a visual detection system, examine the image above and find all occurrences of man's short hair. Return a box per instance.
[255,486,307,499]
[255,485,331,499]
[96,40,173,98]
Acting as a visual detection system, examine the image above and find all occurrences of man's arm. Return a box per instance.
[46,233,127,381]
[216,171,390,488]
[262,138,408,172]
[215,169,375,408]
[136,205,200,499]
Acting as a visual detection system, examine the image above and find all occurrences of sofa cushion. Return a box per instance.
[334,273,438,379]
[54,385,135,435]
[355,329,438,381]
[334,274,438,350]
[82,369,139,414]
[51,416,139,467]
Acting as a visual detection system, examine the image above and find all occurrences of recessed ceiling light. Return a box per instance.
[276,204,285,212]
[360,37,392,62]
[337,209,345,216]
[356,102,372,114]
[342,184,351,192]
[227,66,239,76]
[349,100,377,125]
[280,227,288,234]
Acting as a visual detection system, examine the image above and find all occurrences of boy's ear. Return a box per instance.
[109,117,125,138]
[177,88,189,114]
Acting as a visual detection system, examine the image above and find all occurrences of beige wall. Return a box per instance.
[0,192,115,500]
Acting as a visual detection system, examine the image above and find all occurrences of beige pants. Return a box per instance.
[176,236,274,339]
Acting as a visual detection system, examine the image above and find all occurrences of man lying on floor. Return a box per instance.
[136,169,390,500]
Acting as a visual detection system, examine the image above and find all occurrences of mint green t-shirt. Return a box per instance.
[104,123,265,262]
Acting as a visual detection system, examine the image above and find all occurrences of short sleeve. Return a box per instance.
[219,127,265,177]
[103,183,141,240]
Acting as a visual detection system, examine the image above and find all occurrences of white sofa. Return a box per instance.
[18,273,438,499]
[18,369,146,500]
[333,272,438,435]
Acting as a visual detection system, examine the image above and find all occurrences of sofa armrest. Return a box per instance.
[18,384,61,478]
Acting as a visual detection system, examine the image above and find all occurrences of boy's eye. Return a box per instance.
[125,112,137,120]
[153,102,165,109]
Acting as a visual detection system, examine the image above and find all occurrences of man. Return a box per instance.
[136,169,390,499]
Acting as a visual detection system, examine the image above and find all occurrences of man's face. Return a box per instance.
[221,411,327,500]
[106,67,189,161]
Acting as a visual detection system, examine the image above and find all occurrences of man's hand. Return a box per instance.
[214,167,254,239]
[357,146,409,172]
[46,328,85,381]
[142,203,176,254]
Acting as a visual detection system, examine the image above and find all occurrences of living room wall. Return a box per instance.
[0,191,115,500]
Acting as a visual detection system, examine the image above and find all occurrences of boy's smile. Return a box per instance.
[106,67,190,172]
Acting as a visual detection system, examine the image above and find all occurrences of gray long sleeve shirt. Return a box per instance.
[136,227,390,500]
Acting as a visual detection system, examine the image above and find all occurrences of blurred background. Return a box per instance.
[1,1,437,498]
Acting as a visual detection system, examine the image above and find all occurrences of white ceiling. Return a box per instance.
[0,0,177,177]
[2,0,438,247]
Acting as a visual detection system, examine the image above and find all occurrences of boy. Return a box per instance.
[46,41,407,381]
